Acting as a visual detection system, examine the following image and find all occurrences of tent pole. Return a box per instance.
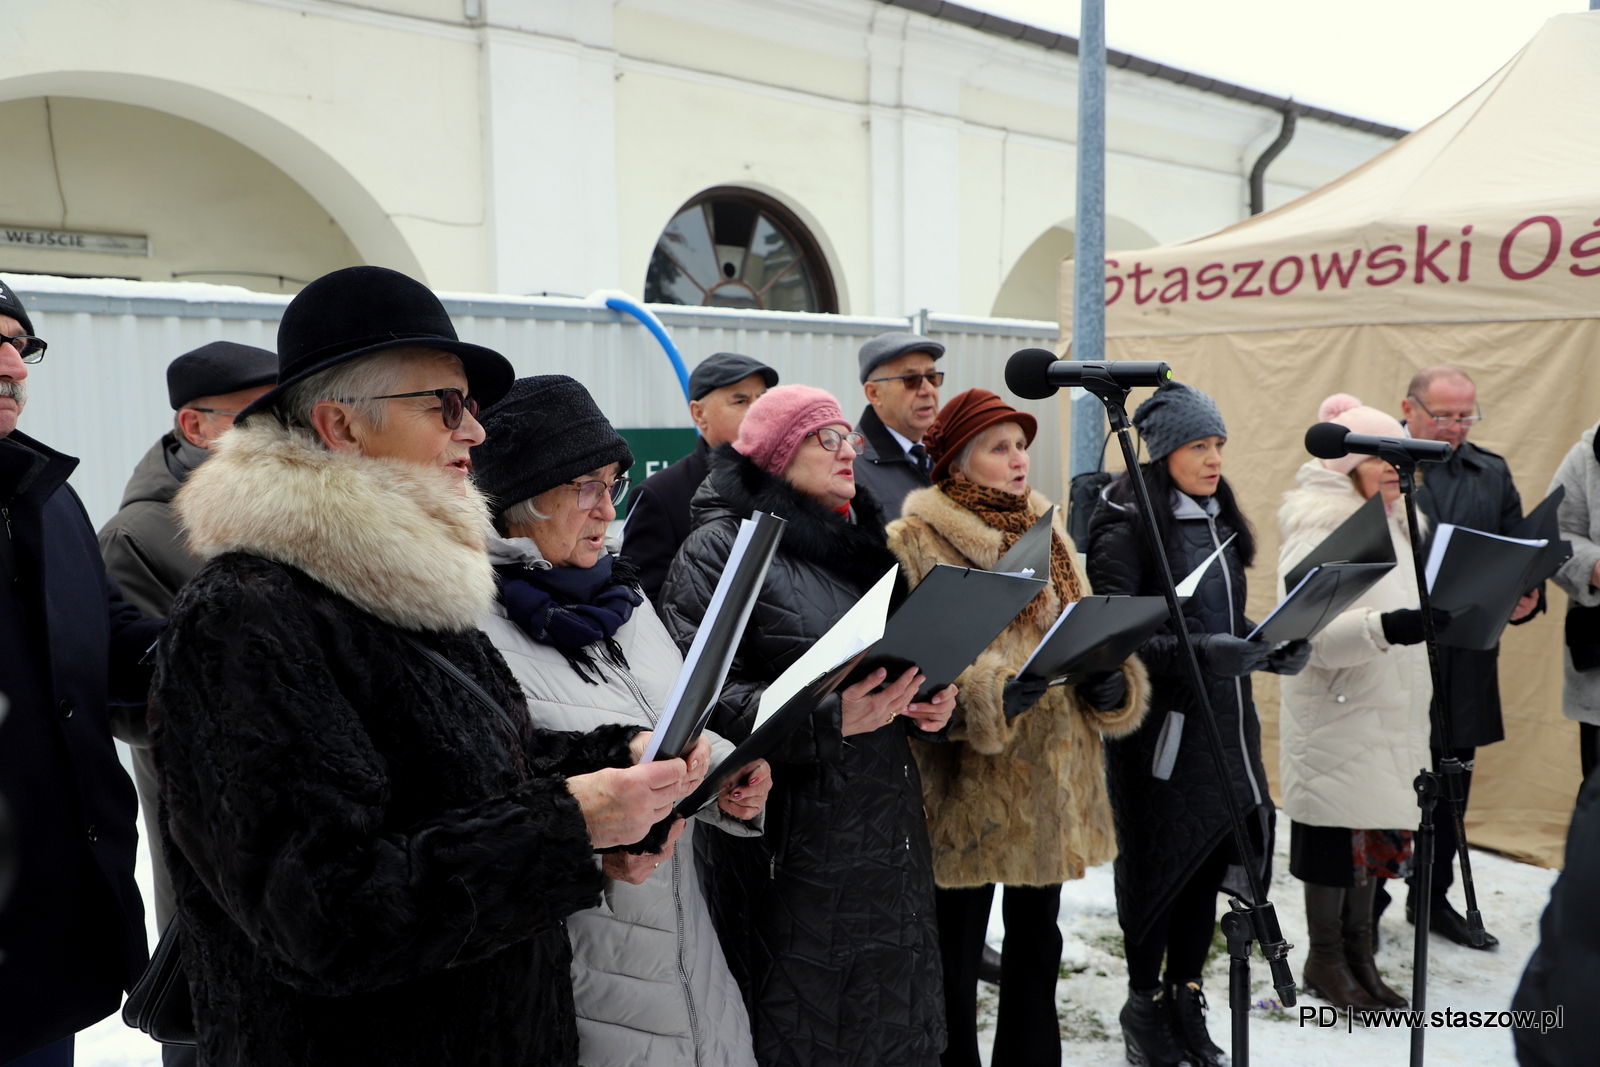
[1069,0,1106,479]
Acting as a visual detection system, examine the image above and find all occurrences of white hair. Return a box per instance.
[0,378,26,416]
[499,495,551,534]
[278,348,459,432]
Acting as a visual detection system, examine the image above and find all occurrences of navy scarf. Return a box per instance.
[496,553,643,684]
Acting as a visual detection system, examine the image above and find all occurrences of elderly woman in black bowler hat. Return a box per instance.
[150,266,697,1067]
[472,375,770,1067]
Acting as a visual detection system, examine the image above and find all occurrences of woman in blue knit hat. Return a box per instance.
[1085,381,1310,1067]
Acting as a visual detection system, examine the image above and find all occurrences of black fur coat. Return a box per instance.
[658,446,945,1067]
[151,418,637,1066]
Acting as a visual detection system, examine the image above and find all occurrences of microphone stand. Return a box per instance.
[1080,372,1296,1067]
[1382,451,1488,1067]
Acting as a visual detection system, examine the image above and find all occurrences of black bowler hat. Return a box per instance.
[239,266,514,422]
[167,342,278,409]
[688,352,778,402]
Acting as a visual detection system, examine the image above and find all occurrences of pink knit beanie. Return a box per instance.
[1317,393,1405,475]
[734,385,849,477]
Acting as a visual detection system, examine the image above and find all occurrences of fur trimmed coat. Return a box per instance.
[1276,460,1432,830]
[151,416,639,1067]
[887,486,1149,889]
[658,445,945,1067]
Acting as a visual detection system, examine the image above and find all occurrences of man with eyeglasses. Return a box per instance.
[0,279,166,1066]
[852,331,945,526]
[94,341,275,1066]
[1395,364,1541,952]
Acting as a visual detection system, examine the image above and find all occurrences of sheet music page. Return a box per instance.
[1018,600,1077,676]
[643,517,758,760]
[754,567,897,729]
[1175,533,1235,598]
[1423,525,1455,592]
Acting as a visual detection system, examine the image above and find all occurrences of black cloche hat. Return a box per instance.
[240,265,514,422]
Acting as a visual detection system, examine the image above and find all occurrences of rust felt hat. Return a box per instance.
[922,388,1037,481]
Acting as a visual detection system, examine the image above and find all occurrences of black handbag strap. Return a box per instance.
[398,633,523,742]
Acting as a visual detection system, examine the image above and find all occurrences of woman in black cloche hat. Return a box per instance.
[150,266,700,1067]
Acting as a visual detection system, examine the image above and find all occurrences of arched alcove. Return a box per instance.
[991,217,1160,321]
[0,72,422,284]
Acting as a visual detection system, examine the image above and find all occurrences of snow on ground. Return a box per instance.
[81,803,1558,1066]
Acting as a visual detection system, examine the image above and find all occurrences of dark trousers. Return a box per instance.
[163,1044,197,1067]
[1124,843,1231,990]
[1583,723,1599,782]
[936,883,1063,1067]
[3,1037,71,1067]
[1407,746,1474,902]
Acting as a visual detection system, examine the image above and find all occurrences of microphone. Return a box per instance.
[1005,349,1173,400]
[1304,421,1453,464]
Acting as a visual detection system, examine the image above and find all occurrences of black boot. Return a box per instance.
[1406,897,1500,950]
[1119,986,1193,1067]
[977,944,1003,985]
[1167,978,1226,1067]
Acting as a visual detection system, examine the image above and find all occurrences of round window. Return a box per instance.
[645,189,837,313]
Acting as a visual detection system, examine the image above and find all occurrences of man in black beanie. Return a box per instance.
[621,352,775,604]
[95,340,276,1067]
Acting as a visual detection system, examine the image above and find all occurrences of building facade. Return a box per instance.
[1,0,1402,318]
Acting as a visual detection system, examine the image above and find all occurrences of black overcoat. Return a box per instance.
[0,430,162,1063]
[658,446,945,1067]
[622,438,710,604]
[851,406,930,527]
[1086,488,1274,944]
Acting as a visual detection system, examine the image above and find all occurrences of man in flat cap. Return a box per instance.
[623,351,776,603]
[0,279,165,1065]
[852,331,944,524]
[97,341,276,1045]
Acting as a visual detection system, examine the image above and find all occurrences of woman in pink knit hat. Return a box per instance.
[1275,393,1442,1013]
[658,384,956,1067]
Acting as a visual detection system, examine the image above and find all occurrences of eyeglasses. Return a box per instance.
[1407,395,1483,427]
[352,388,479,429]
[0,333,47,364]
[806,427,865,452]
[565,475,631,510]
[870,371,945,390]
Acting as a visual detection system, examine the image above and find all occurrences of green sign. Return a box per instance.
[617,427,700,512]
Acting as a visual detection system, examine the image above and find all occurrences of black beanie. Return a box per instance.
[0,279,35,337]
[472,375,634,511]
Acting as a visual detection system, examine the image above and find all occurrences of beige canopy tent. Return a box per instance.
[1060,11,1600,868]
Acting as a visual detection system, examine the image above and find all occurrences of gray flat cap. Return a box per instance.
[858,332,944,384]
[688,352,779,401]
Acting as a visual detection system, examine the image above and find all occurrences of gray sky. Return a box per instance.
[968,0,1590,130]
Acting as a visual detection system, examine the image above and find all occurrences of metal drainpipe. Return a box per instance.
[1068,0,1107,481]
[1248,105,1298,216]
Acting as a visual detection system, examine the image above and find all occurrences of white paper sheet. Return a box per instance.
[753,567,897,729]
[1175,533,1235,598]
[1017,600,1077,677]
[643,517,758,760]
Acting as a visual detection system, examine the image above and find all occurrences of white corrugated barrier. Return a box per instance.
[3,275,1061,530]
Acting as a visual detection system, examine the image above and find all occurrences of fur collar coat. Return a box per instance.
[1276,460,1433,831]
[888,485,1149,888]
[152,416,638,1067]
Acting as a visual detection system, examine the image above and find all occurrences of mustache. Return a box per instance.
[0,379,25,406]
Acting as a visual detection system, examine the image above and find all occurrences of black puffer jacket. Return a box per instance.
[1086,486,1274,944]
[1413,439,1535,748]
[152,417,639,1067]
[658,445,944,1067]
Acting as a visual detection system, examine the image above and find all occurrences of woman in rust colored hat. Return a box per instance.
[885,388,1150,1067]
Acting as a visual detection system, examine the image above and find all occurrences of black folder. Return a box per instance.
[1017,595,1171,684]
[1428,525,1551,651]
[1509,486,1573,588]
[650,510,786,760]
[1249,562,1395,646]
[992,507,1056,577]
[843,564,1048,702]
[1284,491,1394,590]
[674,653,865,818]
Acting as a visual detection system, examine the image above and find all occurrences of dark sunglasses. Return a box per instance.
[870,371,944,390]
[1,333,47,364]
[357,388,480,429]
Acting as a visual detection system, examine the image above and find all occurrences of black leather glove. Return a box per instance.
[1380,607,1452,647]
[1076,670,1128,712]
[1195,633,1272,677]
[1264,640,1312,676]
[1003,674,1052,720]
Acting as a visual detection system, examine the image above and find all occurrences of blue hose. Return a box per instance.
[605,295,690,402]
